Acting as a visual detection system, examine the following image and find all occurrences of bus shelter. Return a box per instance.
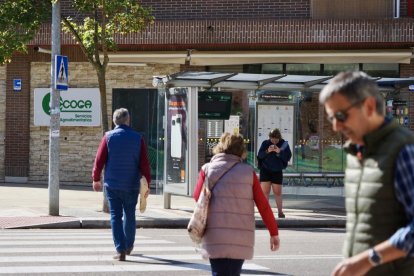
[152,71,414,208]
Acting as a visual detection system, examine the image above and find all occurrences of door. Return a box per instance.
[112,88,159,181]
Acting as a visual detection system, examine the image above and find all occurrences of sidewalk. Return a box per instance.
[0,183,346,229]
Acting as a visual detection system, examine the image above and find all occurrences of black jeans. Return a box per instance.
[209,258,244,276]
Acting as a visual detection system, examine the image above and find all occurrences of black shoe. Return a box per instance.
[126,247,134,255]
[113,252,126,261]
[278,213,285,218]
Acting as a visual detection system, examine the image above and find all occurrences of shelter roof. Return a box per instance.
[164,71,414,92]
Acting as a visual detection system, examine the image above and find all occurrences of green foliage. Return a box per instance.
[0,0,50,64]
[148,145,164,178]
[294,146,345,172]
[0,0,154,66]
[246,145,346,173]
[61,0,155,133]
[0,0,154,133]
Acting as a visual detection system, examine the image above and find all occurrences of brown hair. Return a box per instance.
[213,132,246,158]
[269,128,282,139]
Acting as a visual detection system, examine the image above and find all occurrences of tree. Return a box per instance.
[0,0,154,212]
[1,0,154,131]
[0,0,50,64]
[61,0,154,132]
[61,1,154,212]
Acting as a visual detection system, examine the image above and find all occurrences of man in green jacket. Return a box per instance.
[319,71,414,276]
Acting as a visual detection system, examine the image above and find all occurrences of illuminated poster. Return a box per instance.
[166,93,187,183]
[256,103,295,165]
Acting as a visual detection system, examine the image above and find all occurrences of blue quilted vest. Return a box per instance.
[104,125,142,190]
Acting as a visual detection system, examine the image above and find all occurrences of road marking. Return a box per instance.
[0,263,267,274]
[0,246,196,253]
[0,254,342,263]
[254,254,342,260]
[0,229,277,275]
[0,254,201,263]
[0,236,112,240]
[0,239,173,245]
[0,232,148,238]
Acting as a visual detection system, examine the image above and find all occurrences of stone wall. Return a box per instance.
[30,62,179,184]
[0,66,6,180]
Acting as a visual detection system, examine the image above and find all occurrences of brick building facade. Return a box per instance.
[1,0,413,184]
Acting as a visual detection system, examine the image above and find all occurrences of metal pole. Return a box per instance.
[49,0,61,216]
[187,87,198,197]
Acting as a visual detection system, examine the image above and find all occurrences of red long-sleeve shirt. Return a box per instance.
[193,170,278,236]
[92,134,152,184]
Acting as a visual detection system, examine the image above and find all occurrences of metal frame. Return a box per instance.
[156,72,414,206]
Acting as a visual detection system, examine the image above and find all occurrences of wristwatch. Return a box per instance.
[368,248,382,266]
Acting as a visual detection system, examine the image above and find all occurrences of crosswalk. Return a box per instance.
[0,229,273,275]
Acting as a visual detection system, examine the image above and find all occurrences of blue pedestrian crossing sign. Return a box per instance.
[55,55,68,90]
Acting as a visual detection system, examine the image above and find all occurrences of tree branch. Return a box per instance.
[92,4,101,69]
[101,1,109,68]
[61,17,98,71]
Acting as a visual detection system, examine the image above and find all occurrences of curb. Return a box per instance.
[8,218,346,229]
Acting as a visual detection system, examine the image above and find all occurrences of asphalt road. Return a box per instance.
[0,228,345,275]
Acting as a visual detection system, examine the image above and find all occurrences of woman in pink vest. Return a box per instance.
[194,132,280,276]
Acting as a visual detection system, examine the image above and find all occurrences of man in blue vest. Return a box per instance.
[92,108,151,261]
[320,71,414,276]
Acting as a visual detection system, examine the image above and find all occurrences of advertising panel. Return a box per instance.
[34,88,101,126]
[256,103,295,165]
[166,93,187,184]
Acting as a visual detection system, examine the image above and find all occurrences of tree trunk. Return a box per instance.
[98,70,109,134]
[97,68,110,213]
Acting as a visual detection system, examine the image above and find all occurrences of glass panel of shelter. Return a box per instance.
[158,65,406,189]
[203,63,402,185]
[195,88,347,187]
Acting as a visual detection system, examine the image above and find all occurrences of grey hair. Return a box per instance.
[319,71,385,116]
[113,108,129,126]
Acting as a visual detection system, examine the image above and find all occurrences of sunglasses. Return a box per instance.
[326,100,365,124]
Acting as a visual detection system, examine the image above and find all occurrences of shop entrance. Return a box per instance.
[112,88,161,183]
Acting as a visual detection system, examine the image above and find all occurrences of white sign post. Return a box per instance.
[49,1,61,216]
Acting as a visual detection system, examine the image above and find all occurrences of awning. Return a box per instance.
[162,71,414,92]
[109,49,413,66]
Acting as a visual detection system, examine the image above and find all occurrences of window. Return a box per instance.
[244,63,399,78]
[311,0,395,19]
[262,64,283,74]
[323,64,359,76]
[243,64,261,74]
[362,64,399,78]
[286,64,321,75]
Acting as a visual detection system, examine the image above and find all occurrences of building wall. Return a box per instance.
[5,55,30,179]
[0,66,6,180]
[401,0,414,17]
[60,0,412,20]
[30,62,179,184]
[141,0,310,19]
[401,59,414,78]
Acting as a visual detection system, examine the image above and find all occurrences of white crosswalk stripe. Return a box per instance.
[0,239,173,245]
[0,229,271,275]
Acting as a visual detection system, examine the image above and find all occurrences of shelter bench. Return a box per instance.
[284,172,302,186]
[283,172,344,187]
